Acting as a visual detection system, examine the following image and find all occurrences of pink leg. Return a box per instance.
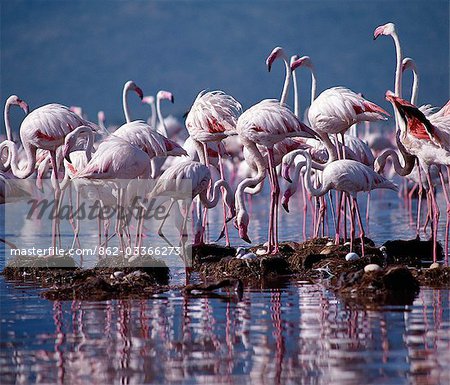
[349,196,356,252]
[335,191,343,245]
[353,196,366,257]
[426,170,440,263]
[267,148,280,254]
[217,144,230,246]
[438,168,449,265]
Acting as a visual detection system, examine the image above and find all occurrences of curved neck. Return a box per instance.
[200,179,226,208]
[156,97,168,137]
[302,152,328,197]
[123,84,132,123]
[68,126,95,161]
[408,66,419,105]
[376,148,415,176]
[3,141,36,179]
[4,99,13,141]
[319,132,338,162]
[236,141,267,211]
[280,56,291,106]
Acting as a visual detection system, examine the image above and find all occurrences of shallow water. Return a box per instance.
[1,189,450,384]
[1,278,449,385]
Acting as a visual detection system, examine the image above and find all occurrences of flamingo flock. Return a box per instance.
[1,21,449,273]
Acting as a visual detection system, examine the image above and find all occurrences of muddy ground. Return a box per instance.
[2,238,448,305]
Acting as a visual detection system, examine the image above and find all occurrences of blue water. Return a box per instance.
[2,2,450,384]
[2,1,449,129]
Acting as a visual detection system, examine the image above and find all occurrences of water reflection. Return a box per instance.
[1,282,449,385]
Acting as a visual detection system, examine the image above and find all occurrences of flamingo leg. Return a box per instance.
[156,199,176,247]
[335,191,344,245]
[267,148,280,254]
[353,196,366,257]
[217,143,230,246]
[49,150,61,254]
[425,170,440,263]
[438,168,449,265]
[349,196,356,253]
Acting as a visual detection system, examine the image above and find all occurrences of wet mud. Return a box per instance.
[2,238,447,304]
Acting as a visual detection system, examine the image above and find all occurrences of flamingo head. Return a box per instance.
[266,46,286,72]
[125,80,144,100]
[373,22,396,40]
[70,106,83,117]
[281,162,293,183]
[142,95,155,105]
[401,57,416,73]
[290,55,313,72]
[97,110,105,122]
[7,95,29,114]
[281,188,293,213]
[157,90,174,104]
[235,209,251,243]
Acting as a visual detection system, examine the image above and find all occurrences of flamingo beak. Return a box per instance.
[281,164,292,183]
[19,100,29,114]
[373,26,384,40]
[170,94,174,103]
[281,194,290,213]
[241,234,252,244]
[135,86,144,100]
[62,145,72,163]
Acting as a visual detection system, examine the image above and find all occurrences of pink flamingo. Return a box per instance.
[299,150,398,256]
[73,135,151,250]
[1,97,99,249]
[185,89,242,245]
[385,91,450,263]
[148,160,235,252]
[373,22,417,177]
[122,80,143,123]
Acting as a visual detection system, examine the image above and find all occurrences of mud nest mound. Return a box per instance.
[2,254,170,300]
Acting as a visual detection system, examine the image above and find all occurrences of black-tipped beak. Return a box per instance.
[216,225,226,242]
[65,154,72,164]
[282,201,289,213]
[285,175,292,184]
[170,95,174,103]
[241,234,251,244]
[268,64,272,72]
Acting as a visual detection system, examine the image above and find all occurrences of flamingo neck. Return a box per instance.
[4,99,13,141]
[319,132,338,163]
[376,148,415,176]
[280,56,291,106]
[302,151,327,197]
[156,97,168,137]
[409,65,419,106]
[200,179,226,208]
[123,84,132,123]
[4,141,36,179]
[310,66,317,104]
[392,31,403,98]
[150,100,157,129]
[236,142,267,212]
[292,69,300,118]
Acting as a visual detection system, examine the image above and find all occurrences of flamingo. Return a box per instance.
[373,22,417,177]
[148,160,235,249]
[72,135,151,250]
[1,96,99,249]
[122,80,144,123]
[142,95,157,129]
[185,89,242,245]
[298,150,398,256]
[290,55,317,121]
[385,91,450,263]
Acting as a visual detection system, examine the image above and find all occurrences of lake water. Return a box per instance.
[1,1,450,383]
[1,189,450,384]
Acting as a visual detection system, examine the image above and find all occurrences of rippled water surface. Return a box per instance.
[1,278,449,385]
[1,190,450,385]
